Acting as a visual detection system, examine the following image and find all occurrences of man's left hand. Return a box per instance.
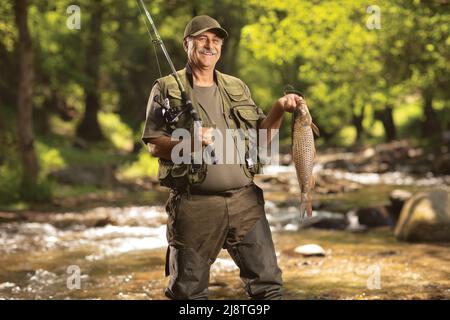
[276,94,306,113]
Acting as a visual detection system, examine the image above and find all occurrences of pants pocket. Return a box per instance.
[165,191,182,245]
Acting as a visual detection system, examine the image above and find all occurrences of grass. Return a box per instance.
[49,140,136,167]
[52,184,102,198]
[116,148,159,181]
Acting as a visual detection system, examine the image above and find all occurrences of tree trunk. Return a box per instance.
[352,102,365,144]
[191,0,199,17]
[378,104,397,142]
[0,107,4,161]
[422,88,441,138]
[213,1,246,75]
[76,1,104,141]
[14,0,39,187]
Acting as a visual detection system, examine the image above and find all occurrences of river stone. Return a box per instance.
[300,211,348,230]
[394,189,450,242]
[389,189,413,222]
[356,206,394,227]
[346,210,368,232]
[294,244,326,257]
[432,152,450,175]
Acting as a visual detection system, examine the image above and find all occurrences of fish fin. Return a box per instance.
[300,192,314,219]
[299,193,313,220]
[311,122,320,137]
[309,176,315,189]
[306,201,313,217]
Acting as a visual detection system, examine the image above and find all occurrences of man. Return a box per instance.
[142,15,305,300]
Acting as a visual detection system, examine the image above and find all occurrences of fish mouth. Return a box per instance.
[293,108,307,120]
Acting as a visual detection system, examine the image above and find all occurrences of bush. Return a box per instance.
[117,147,159,180]
[0,158,53,205]
[99,112,134,152]
[0,141,60,205]
[36,141,66,178]
[0,160,22,204]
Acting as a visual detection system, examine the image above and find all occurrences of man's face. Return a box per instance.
[184,31,223,69]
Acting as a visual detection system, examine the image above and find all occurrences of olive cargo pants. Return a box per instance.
[163,183,283,300]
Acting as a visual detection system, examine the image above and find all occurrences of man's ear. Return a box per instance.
[183,39,188,52]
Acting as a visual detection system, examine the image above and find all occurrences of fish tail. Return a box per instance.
[299,193,308,220]
[299,200,307,221]
[299,193,313,220]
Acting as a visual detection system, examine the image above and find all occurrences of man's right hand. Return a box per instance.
[147,136,179,160]
[147,127,215,161]
[196,127,215,146]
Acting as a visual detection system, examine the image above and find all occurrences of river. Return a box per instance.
[1,166,449,299]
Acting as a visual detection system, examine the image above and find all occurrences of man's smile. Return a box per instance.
[199,50,216,56]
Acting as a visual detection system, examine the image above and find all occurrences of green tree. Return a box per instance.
[76,0,105,141]
[14,0,40,189]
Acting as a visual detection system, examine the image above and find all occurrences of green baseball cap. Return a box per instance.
[183,15,228,40]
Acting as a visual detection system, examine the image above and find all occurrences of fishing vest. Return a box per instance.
[154,67,264,190]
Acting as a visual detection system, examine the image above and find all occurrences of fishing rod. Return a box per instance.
[136,0,216,165]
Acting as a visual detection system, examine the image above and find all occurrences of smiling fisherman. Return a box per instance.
[142,15,305,300]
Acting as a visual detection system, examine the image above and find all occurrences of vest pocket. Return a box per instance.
[224,84,248,102]
[232,105,260,129]
[167,87,182,101]
[158,159,172,180]
[171,163,189,177]
[166,88,185,110]
[224,84,259,129]
[158,160,188,181]
[158,159,207,189]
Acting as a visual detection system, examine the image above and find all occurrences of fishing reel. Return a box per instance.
[154,95,189,125]
[154,95,217,166]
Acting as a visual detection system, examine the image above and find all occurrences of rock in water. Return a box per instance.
[394,189,450,242]
[356,206,394,227]
[294,244,326,257]
[388,189,413,222]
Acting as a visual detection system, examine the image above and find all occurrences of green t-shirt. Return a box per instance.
[191,83,252,192]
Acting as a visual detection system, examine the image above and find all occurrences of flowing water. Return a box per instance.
[0,167,449,299]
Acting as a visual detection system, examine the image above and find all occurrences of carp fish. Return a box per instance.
[291,96,319,220]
